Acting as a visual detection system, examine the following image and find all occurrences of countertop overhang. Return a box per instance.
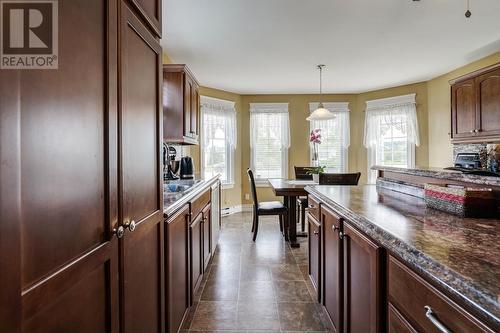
[163,174,221,217]
[306,184,500,328]
[372,165,500,187]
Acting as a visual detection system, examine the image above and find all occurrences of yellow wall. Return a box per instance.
[163,50,500,207]
[239,94,357,204]
[427,52,500,167]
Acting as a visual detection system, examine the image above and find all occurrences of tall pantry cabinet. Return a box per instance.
[0,0,163,332]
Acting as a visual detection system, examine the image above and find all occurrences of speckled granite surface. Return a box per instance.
[306,184,500,329]
[163,174,220,217]
[373,165,500,187]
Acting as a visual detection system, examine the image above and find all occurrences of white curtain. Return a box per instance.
[363,94,419,184]
[250,103,290,149]
[201,96,237,149]
[363,94,419,149]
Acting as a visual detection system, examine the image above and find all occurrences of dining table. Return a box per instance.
[268,178,317,248]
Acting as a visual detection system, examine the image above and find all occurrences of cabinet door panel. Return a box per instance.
[190,213,204,302]
[452,79,476,138]
[1,0,119,331]
[308,214,321,300]
[343,223,382,333]
[128,0,161,37]
[191,84,200,138]
[120,2,163,332]
[166,206,190,333]
[477,68,500,136]
[203,205,212,270]
[184,76,193,138]
[388,303,418,333]
[322,206,343,333]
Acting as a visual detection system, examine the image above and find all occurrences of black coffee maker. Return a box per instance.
[180,156,195,179]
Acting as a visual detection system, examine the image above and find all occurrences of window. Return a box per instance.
[250,103,290,183]
[201,96,236,186]
[309,102,350,172]
[364,94,420,184]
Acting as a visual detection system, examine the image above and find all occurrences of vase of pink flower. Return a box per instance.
[310,128,322,167]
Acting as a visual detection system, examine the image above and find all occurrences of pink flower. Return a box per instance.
[310,129,322,144]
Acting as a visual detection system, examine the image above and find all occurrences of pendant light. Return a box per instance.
[307,64,335,121]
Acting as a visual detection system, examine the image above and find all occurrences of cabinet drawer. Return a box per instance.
[307,196,321,222]
[388,303,417,333]
[191,189,210,220]
[308,214,321,300]
[388,255,494,333]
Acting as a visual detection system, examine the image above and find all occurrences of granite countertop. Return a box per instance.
[163,174,220,217]
[305,184,500,329]
[372,165,500,187]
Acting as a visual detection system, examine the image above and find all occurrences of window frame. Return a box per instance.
[364,94,418,184]
[200,96,236,188]
[308,102,350,172]
[249,103,290,186]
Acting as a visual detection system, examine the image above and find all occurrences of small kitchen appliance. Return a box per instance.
[163,143,179,180]
[454,153,481,169]
[180,156,195,179]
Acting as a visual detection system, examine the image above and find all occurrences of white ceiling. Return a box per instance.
[162,0,500,94]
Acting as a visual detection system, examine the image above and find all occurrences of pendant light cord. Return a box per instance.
[317,64,325,105]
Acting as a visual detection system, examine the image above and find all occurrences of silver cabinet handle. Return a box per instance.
[424,306,451,333]
[470,130,474,133]
[308,204,315,209]
[313,231,319,235]
[332,225,339,232]
[113,226,125,239]
[338,231,344,239]
[124,220,136,232]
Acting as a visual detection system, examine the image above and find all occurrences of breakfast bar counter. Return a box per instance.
[305,184,500,330]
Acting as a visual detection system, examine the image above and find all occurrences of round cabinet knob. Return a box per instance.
[313,231,319,235]
[113,226,125,239]
[470,130,474,133]
[125,220,136,232]
[332,225,339,232]
[338,231,344,240]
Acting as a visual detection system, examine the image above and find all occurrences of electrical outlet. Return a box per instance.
[245,193,250,200]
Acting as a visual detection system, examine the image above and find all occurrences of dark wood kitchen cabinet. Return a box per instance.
[343,222,383,333]
[202,204,212,270]
[163,64,200,145]
[165,205,190,333]
[119,1,163,332]
[127,0,161,37]
[308,212,322,300]
[0,1,121,331]
[450,63,500,143]
[388,255,495,333]
[0,0,163,331]
[321,206,343,333]
[189,212,204,302]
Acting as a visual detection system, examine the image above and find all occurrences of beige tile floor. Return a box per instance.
[182,212,333,332]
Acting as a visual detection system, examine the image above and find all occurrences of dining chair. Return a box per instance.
[294,166,313,233]
[319,172,361,185]
[247,169,288,242]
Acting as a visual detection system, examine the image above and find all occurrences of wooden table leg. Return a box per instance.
[288,195,299,248]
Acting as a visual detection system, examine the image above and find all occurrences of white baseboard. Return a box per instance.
[221,204,253,216]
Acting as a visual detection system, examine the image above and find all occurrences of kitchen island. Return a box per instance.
[305,184,499,332]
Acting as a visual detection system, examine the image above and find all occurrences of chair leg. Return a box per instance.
[252,214,259,242]
[301,204,306,232]
[251,211,257,232]
[283,212,289,242]
[279,215,283,233]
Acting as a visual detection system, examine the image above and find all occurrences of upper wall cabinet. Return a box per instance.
[163,64,200,145]
[127,0,161,37]
[450,63,500,143]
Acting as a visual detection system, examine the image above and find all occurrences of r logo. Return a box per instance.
[1,0,58,69]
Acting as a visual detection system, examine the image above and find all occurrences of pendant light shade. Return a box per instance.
[307,65,335,121]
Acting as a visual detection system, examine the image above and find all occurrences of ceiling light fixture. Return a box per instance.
[307,64,335,121]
